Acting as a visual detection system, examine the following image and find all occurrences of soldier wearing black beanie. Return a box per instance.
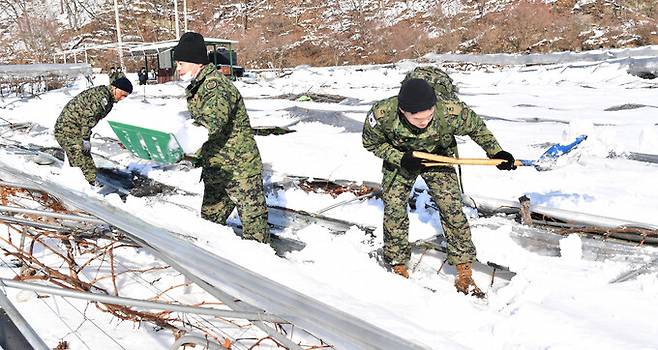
[173,32,271,245]
[362,71,517,297]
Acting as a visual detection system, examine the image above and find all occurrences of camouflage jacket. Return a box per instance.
[55,85,115,140]
[109,71,126,84]
[185,64,262,180]
[362,96,503,169]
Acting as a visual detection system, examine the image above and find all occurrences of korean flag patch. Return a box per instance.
[367,111,377,127]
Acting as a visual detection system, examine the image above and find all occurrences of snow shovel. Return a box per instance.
[414,134,587,171]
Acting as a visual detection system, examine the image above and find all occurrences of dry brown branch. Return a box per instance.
[90,265,171,284]
[248,336,286,349]
[149,282,190,301]
[0,183,300,348]
[109,245,118,295]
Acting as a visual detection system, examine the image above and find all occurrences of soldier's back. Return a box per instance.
[56,86,112,134]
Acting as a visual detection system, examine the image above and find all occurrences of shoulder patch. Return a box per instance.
[206,79,219,90]
[374,108,387,119]
[367,111,377,127]
[444,101,462,116]
[101,97,108,106]
[369,96,396,122]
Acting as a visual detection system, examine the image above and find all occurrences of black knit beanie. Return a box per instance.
[173,32,209,64]
[397,78,437,113]
[111,77,133,94]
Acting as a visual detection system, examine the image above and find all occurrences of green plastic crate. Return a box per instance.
[108,121,184,164]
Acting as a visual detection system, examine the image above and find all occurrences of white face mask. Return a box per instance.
[180,71,195,82]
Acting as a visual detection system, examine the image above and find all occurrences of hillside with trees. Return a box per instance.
[1,0,656,70]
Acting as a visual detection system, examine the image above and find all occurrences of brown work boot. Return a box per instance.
[392,264,410,278]
[454,263,485,299]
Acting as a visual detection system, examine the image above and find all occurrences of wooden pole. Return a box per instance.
[413,151,524,167]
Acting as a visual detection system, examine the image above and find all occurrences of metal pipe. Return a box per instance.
[315,190,379,215]
[0,287,49,350]
[112,0,125,70]
[173,0,180,39]
[0,205,106,225]
[170,334,225,350]
[182,0,188,33]
[610,257,658,283]
[0,279,286,323]
[0,214,72,232]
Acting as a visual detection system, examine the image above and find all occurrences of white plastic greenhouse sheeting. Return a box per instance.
[0,64,92,79]
[424,45,658,66]
[466,194,658,230]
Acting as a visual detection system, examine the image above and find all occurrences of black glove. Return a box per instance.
[492,150,516,170]
[81,139,91,156]
[400,151,424,172]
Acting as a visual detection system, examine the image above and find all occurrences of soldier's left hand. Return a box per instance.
[81,139,91,156]
[492,150,517,170]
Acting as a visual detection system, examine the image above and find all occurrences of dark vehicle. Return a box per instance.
[209,48,244,78]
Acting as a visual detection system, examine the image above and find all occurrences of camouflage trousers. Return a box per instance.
[53,130,96,184]
[201,171,270,244]
[382,166,476,266]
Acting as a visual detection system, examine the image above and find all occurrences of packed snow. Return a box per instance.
[1,56,658,349]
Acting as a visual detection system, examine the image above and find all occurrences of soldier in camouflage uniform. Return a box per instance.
[362,77,516,297]
[54,77,133,184]
[108,66,126,84]
[173,32,270,244]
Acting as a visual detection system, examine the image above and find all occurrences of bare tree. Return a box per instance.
[59,0,99,30]
[0,0,69,62]
[240,0,269,31]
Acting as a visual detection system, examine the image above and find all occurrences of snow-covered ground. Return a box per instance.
[1,58,658,349]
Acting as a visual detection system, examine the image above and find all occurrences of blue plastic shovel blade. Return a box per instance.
[538,134,588,162]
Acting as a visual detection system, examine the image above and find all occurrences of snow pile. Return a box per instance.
[559,234,583,261]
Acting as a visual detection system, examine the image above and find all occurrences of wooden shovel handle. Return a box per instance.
[413,151,523,167]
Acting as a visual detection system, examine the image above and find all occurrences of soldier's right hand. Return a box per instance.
[400,151,424,172]
[81,139,91,156]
